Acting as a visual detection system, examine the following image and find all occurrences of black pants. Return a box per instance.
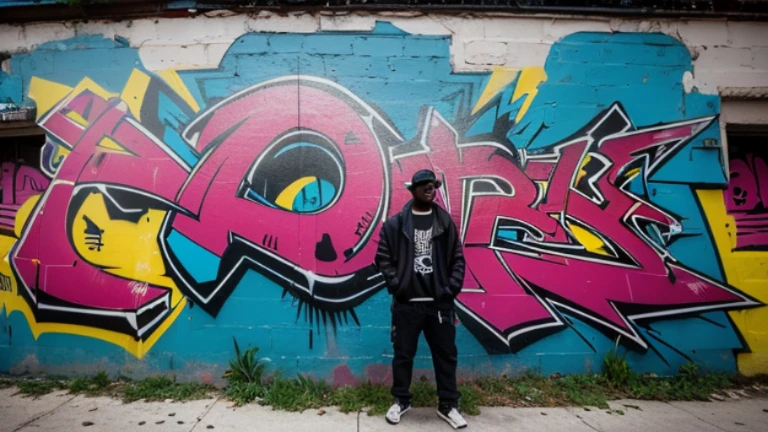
[390,301,460,408]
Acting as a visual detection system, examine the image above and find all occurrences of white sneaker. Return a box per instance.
[437,406,468,429]
[385,402,411,425]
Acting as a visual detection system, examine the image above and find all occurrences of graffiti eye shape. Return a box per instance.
[240,130,345,214]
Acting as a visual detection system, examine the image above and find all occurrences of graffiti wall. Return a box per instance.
[0,20,766,380]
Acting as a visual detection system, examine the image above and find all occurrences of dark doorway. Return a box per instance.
[725,128,768,251]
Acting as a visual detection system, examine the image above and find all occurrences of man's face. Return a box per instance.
[412,182,436,204]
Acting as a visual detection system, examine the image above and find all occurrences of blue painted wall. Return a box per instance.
[0,20,759,382]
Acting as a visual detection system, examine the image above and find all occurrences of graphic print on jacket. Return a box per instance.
[412,210,436,299]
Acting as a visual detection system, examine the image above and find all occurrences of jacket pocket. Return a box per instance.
[394,285,410,303]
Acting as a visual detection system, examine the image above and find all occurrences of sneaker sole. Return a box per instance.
[437,410,467,429]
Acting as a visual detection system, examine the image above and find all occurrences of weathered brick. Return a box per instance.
[388,57,444,78]
[505,41,552,67]
[139,44,207,70]
[302,34,355,55]
[352,36,405,57]
[268,34,305,53]
[226,34,270,54]
[402,37,451,58]
[677,21,729,47]
[695,47,753,71]
[205,43,232,68]
[319,14,376,32]
[484,18,545,40]
[728,21,768,48]
[325,55,388,77]
[542,19,611,43]
[21,23,76,50]
[752,47,768,70]
[464,40,506,65]
[271,327,314,356]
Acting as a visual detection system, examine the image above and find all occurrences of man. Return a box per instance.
[374,169,467,429]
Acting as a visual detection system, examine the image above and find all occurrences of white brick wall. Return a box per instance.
[0,12,766,96]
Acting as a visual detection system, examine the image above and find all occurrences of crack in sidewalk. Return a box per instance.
[13,392,78,432]
[188,395,222,432]
[664,402,731,432]
[565,407,601,432]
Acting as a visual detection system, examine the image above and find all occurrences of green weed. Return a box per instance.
[67,371,111,396]
[4,344,761,417]
[0,377,14,389]
[122,376,214,402]
[259,374,332,411]
[330,381,391,414]
[15,379,64,397]
[411,377,438,407]
[225,381,266,406]
[457,383,482,415]
[603,337,631,387]
[224,337,265,384]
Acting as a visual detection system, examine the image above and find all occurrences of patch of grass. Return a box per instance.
[457,382,482,415]
[5,345,766,417]
[330,381,391,414]
[222,337,269,406]
[224,337,265,384]
[0,377,15,389]
[66,371,111,396]
[122,376,215,403]
[225,381,266,406]
[603,337,631,387]
[626,364,730,402]
[15,379,65,397]
[259,374,332,412]
[411,377,438,407]
[557,374,610,408]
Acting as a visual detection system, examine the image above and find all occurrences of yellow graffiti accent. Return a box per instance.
[535,180,549,195]
[156,69,201,113]
[56,145,72,158]
[14,195,41,238]
[28,77,74,121]
[64,110,89,127]
[575,155,592,186]
[698,189,768,375]
[71,192,178,296]
[121,69,152,121]
[70,77,118,104]
[567,221,610,256]
[97,137,132,155]
[0,194,184,359]
[32,77,118,147]
[275,176,317,210]
[624,167,641,179]
[0,235,22,312]
[511,67,547,123]
[471,67,519,115]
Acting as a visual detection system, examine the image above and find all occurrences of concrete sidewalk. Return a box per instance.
[1,387,766,432]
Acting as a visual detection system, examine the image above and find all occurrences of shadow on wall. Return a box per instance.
[0,22,765,380]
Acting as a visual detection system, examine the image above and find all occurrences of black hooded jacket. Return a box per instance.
[374,201,466,305]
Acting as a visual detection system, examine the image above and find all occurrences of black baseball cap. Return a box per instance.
[408,169,442,191]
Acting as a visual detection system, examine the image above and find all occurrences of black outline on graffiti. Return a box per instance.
[161,76,397,319]
[450,103,762,353]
